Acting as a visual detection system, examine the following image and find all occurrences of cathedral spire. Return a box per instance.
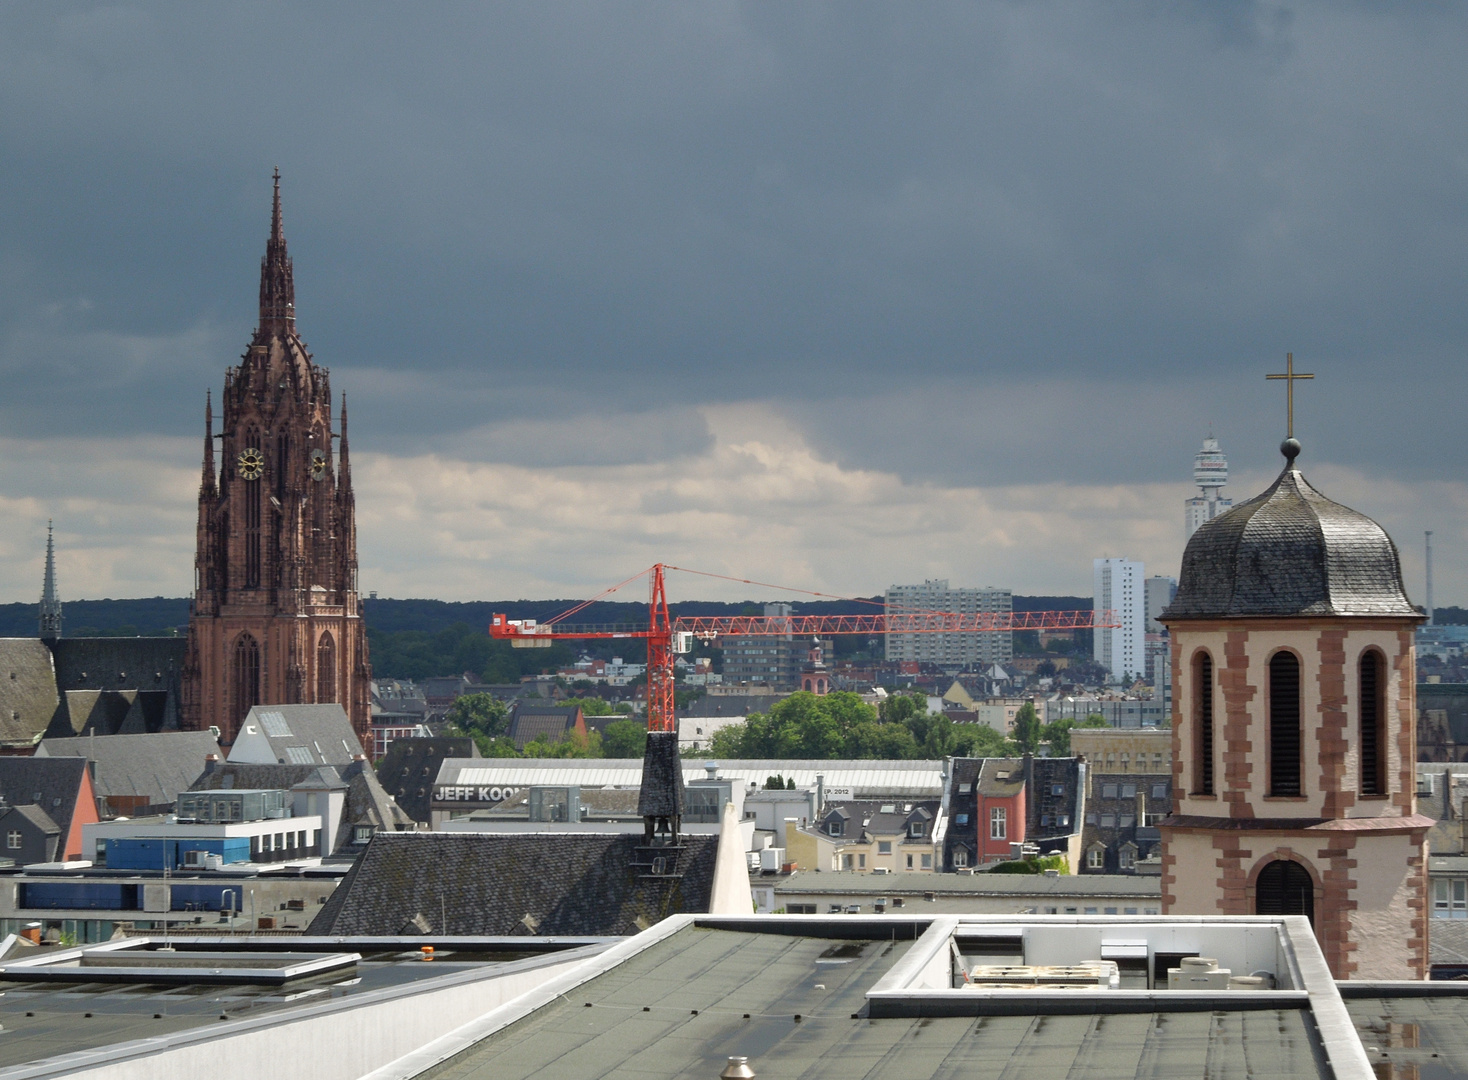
[201,390,217,498]
[256,167,296,340]
[38,520,62,642]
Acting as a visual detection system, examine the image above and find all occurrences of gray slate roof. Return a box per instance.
[1165,458,1420,620]
[47,637,185,735]
[36,730,221,806]
[0,757,89,842]
[376,736,478,823]
[638,732,684,818]
[235,704,365,766]
[307,831,717,936]
[0,639,60,747]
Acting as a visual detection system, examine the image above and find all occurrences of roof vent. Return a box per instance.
[720,1058,756,1080]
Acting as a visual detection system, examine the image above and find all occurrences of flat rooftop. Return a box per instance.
[395,916,1468,1080]
[0,935,608,1073]
[408,924,1324,1080]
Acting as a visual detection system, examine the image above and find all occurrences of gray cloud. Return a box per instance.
[0,3,1464,597]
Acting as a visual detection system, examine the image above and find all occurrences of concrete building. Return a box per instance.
[1184,434,1232,539]
[769,871,1161,916]
[1092,558,1145,681]
[1161,438,1429,979]
[884,580,1012,668]
[719,603,799,689]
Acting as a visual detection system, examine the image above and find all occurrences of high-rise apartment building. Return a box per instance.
[883,581,1012,668]
[1144,575,1177,634]
[1184,436,1232,539]
[720,603,798,689]
[1093,558,1145,681]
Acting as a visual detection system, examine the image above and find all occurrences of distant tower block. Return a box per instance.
[1184,436,1232,540]
[38,520,62,643]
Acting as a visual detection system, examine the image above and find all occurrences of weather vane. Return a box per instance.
[1266,353,1313,439]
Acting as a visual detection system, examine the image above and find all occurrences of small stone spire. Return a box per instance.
[337,395,352,493]
[256,167,296,340]
[38,520,62,642]
[201,390,217,497]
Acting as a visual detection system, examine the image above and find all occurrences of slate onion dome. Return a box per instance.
[1162,438,1420,620]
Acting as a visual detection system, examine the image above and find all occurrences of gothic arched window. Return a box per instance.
[1360,650,1386,796]
[317,632,336,703]
[1269,651,1301,797]
[232,633,261,729]
[1255,859,1314,923]
[1193,650,1215,795]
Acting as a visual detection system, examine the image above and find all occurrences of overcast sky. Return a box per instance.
[0,3,1464,605]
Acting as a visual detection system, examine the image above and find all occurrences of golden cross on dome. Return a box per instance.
[1266,353,1314,439]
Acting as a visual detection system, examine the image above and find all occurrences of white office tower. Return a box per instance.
[884,580,1012,667]
[1184,436,1232,539]
[1144,576,1177,633]
[1093,558,1146,682]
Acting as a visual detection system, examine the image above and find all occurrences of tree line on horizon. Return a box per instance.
[441,689,1111,762]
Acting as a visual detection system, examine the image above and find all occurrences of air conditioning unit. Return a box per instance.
[759,847,786,872]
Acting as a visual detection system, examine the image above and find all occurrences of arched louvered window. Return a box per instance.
[232,633,261,729]
[317,632,336,702]
[1360,650,1386,796]
[1269,651,1301,797]
[1193,651,1214,795]
[1255,859,1314,924]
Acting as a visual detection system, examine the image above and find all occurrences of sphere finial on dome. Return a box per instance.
[1281,437,1301,465]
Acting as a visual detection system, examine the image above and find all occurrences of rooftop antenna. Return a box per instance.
[1426,531,1435,625]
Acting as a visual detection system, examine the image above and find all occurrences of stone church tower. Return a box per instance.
[1160,437,1431,979]
[181,172,371,748]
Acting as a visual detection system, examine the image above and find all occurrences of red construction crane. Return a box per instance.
[490,563,1117,736]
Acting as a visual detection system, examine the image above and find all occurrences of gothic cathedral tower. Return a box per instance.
[181,172,371,748]
[1160,436,1430,979]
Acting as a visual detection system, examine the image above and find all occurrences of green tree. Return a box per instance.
[1011,701,1042,754]
[523,729,602,759]
[445,694,509,738]
[602,719,646,759]
[1043,715,1110,756]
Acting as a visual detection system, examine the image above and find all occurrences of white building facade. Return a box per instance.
[1093,558,1145,682]
[884,580,1012,667]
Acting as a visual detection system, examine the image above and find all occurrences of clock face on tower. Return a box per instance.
[237,447,265,481]
[310,448,329,481]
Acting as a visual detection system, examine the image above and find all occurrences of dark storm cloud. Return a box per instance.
[0,2,1465,484]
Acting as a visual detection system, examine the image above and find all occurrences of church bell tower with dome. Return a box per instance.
[1160,416,1430,979]
[180,172,372,749]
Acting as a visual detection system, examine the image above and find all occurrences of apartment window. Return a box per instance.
[1102,784,1118,798]
[989,806,1007,839]
[1151,784,1168,799]
[1269,651,1302,796]
[858,854,866,869]
[907,854,914,869]
[1051,784,1065,796]
[1119,846,1136,870]
[878,841,892,854]
[953,849,968,868]
[908,822,925,839]
[1087,847,1105,870]
[1194,650,1215,794]
[921,854,932,869]
[6,831,20,850]
[842,854,854,870]
[1360,650,1386,796]
[352,825,375,844]
[954,813,969,825]
[1434,879,1468,919]
[1121,784,1136,798]
[827,820,842,837]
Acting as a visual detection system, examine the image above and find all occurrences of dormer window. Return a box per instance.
[908,822,925,839]
[827,820,842,837]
